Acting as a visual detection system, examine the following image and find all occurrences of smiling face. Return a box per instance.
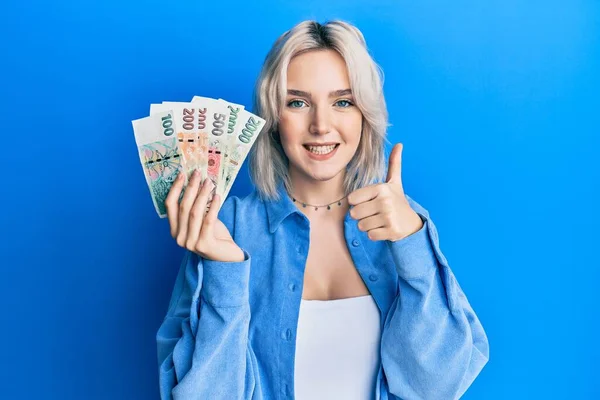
[279,49,363,186]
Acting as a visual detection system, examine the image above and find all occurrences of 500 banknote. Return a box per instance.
[190,96,232,198]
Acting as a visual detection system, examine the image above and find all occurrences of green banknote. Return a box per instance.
[132,110,182,218]
[219,110,266,200]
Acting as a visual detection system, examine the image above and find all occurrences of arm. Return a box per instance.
[381,196,489,400]
[156,249,258,399]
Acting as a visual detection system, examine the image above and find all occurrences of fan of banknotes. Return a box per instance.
[132,96,266,218]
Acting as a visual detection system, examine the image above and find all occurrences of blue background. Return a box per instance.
[1,0,598,399]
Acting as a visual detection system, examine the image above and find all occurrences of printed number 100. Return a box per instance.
[162,114,174,136]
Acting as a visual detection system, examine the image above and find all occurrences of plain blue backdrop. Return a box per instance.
[1,0,598,399]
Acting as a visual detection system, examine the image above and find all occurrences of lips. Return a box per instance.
[303,143,340,160]
[303,142,340,151]
[304,144,337,154]
[303,142,339,146]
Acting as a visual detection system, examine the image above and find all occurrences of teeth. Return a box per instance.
[307,145,336,155]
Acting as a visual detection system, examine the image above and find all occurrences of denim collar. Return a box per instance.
[264,183,302,233]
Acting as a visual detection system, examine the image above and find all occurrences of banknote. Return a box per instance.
[217,99,244,193]
[152,102,209,182]
[191,96,230,197]
[220,110,266,200]
[132,110,183,218]
[134,96,263,217]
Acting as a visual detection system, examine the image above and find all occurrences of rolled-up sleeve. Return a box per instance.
[155,196,258,400]
[156,250,258,400]
[381,196,489,400]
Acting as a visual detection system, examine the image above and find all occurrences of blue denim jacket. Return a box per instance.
[156,184,489,400]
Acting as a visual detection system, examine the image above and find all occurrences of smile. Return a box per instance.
[303,143,340,160]
[305,144,337,154]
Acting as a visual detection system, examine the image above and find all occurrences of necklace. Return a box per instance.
[288,192,348,211]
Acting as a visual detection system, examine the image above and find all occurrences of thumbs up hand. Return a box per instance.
[347,143,423,242]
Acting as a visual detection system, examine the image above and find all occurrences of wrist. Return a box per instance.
[199,244,246,263]
[409,211,424,233]
[217,245,245,263]
[230,246,245,263]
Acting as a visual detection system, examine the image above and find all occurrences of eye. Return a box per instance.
[287,99,307,108]
[335,99,354,108]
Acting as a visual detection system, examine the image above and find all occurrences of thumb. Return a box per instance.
[386,143,403,184]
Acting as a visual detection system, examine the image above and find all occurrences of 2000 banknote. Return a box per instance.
[219,110,266,200]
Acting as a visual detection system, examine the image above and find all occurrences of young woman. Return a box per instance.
[157,20,489,400]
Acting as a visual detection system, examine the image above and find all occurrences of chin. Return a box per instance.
[304,165,346,182]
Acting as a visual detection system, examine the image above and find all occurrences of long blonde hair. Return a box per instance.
[249,20,388,199]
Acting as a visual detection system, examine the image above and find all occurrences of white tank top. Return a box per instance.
[294,294,381,400]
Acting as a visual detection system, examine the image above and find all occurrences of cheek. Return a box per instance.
[278,113,306,146]
[278,115,304,158]
[341,115,363,146]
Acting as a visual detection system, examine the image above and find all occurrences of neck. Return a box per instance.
[287,168,347,206]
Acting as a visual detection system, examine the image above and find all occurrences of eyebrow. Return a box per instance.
[287,89,352,98]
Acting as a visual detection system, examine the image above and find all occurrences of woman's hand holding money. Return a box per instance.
[165,170,245,263]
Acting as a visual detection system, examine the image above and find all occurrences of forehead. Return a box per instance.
[286,49,350,92]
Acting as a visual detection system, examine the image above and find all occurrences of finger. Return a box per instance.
[165,171,186,237]
[186,178,212,247]
[202,192,221,235]
[366,227,389,241]
[199,191,220,253]
[349,199,380,220]
[386,143,403,184]
[208,177,217,200]
[347,184,379,206]
[203,178,217,214]
[176,170,202,245]
[357,214,386,233]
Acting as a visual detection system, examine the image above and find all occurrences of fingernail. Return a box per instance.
[178,171,184,181]
[193,169,200,178]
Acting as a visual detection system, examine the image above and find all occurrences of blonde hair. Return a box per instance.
[249,20,388,199]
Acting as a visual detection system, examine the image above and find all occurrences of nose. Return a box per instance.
[309,104,331,136]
